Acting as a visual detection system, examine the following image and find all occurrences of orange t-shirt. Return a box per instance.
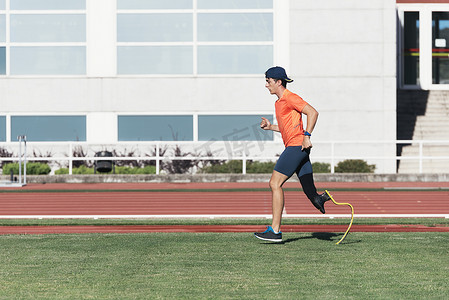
[275,89,308,147]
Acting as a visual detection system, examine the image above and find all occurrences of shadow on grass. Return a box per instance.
[260,232,361,245]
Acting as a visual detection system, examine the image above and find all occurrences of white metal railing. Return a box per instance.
[318,140,449,174]
[0,140,449,175]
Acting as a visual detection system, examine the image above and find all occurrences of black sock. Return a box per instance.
[299,173,319,200]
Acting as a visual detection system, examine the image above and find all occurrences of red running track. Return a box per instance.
[0,182,448,217]
[0,190,448,216]
[0,182,448,234]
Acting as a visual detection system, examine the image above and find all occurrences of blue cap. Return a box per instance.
[265,66,293,82]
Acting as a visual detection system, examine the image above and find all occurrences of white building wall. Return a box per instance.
[288,0,397,173]
[0,0,398,173]
[1,77,273,113]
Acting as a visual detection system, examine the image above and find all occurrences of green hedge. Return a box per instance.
[55,165,156,175]
[115,166,156,174]
[335,159,375,173]
[312,162,331,173]
[55,165,94,175]
[247,161,277,173]
[3,162,51,175]
[200,160,276,174]
[200,161,333,174]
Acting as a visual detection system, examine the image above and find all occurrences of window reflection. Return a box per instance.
[10,0,85,10]
[0,116,5,142]
[10,46,86,75]
[403,12,419,86]
[118,116,193,141]
[432,12,449,84]
[199,115,273,141]
[11,116,86,142]
[10,14,86,43]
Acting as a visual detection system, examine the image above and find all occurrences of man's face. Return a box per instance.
[265,77,279,95]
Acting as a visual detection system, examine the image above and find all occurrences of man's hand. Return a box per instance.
[302,136,313,150]
[260,117,272,130]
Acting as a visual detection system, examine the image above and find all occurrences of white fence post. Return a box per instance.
[17,135,27,185]
[242,151,247,175]
[419,141,423,174]
[330,141,335,173]
[69,143,73,175]
[156,142,160,175]
[23,137,27,185]
[18,136,22,184]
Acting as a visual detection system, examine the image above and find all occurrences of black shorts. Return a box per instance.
[274,146,313,178]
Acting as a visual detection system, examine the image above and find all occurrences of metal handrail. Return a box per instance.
[1,140,448,174]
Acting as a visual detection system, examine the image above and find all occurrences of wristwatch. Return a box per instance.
[304,131,311,137]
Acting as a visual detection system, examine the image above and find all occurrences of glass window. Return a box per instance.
[198,13,272,42]
[0,116,5,142]
[10,46,86,75]
[0,0,5,10]
[198,45,272,74]
[432,12,449,84]
[198,115,273,141]
[11,14,86,43]
[10,0,85,10]
[403,12,420,86]
[6,2,87,75]
[117,0,192,9]
[197,0,272,9]
[117,14,192,42]
[0,14,5,42]
[118,46,192,74]
[118,115,193,141]
[11,116,86,142]
[0,47,5,75]
[117,0,273,75]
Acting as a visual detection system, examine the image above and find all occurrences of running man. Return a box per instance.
[254,66,330,242]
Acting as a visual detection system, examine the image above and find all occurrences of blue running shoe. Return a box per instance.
[254,226,282,242]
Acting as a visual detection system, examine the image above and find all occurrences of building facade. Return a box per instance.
[1,0,446,173]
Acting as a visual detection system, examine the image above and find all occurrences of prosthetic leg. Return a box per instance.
[325,190,354,245]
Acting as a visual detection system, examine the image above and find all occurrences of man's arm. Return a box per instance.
[260,117,280,132]
[301,104,319,150]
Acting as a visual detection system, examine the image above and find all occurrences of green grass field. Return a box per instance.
[1,227,448,299]
[0,217,448,226]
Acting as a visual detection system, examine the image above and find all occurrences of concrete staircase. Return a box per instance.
[397,90,449,173]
